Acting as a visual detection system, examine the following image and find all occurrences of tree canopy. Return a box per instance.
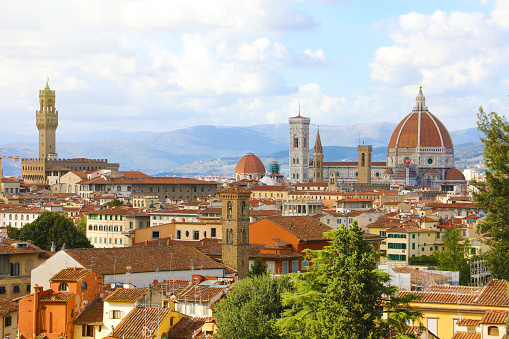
[214,274,294,339]
[434,227,471,285]
[249,256,267,277]
[8,211,93,251]
[472,107,509,279]
[277,221,421,339]
[106,199,123,208]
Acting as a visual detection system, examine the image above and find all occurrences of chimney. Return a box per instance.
[145,240,148,246]
[51,242,56,252]
[166,240,170,246]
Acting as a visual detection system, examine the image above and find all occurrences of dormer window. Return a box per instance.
[58,283,68,292]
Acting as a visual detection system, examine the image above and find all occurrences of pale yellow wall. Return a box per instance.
[250,188,290,200]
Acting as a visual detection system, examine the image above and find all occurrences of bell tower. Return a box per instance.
[37,79,58,159]
[220,186,251,280]
[289,108,310,184]
[312,128,324,182]
[357,144,372,184]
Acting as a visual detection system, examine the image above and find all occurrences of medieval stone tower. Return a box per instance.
[220,186,251,280]
[312,128,324,182]
[37,80,58,159]
[357,145,372,184]
[289,112,310,184]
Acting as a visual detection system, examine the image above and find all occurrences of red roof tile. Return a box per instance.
[103,288,149,302]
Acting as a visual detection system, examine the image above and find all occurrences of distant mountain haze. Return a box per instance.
[0,123,483,177]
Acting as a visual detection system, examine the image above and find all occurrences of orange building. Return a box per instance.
[18,268,104,339]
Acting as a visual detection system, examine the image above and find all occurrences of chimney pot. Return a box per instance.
[145,240,148,246]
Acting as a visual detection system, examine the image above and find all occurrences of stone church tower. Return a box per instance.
[289,111,310,184]
[220,186,251,280]
[312,128,324,182]
[357,144,372,184]
[37,80,58,159]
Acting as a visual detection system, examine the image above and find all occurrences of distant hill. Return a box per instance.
[0,123,483,177]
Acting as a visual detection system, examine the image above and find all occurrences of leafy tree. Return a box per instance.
[7,212,93,251]
[277,221,421,339]
[107,199,123,208]
[249,256,267,277]
[434,227,471,285]
[76,217,87,235]
[214,275,294,339]
[472,107,509,279]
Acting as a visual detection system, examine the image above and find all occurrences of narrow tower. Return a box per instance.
[289,109,310,183]
[357,144,372,184]
[37,79,58,159]
[312,128,324,182]
[220,186,251,280]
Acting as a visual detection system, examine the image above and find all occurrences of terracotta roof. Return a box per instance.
[51,268,91,281]
[480,310,508,324]
[167,316,214,339]
[261,216,331,241]
[387,225,436,233]
[384,168,394,174]
[40,292,75,302]
[120,171,150,178]
[74,299,103,325]
[337,198,373,203]
[475,280,509,306]
[0,238,47,255]
[424,285,478,295]
[451,333,480,339]
[177,284,227,302]
[110,307,174,339]
[388,88,453,149]
[396,290,476,304]
[46,166,71,171]
[424,168,439,175]
[152,281,192,295]
[103,288,149,302]
[392,267,449,285]
[234,153,265,174]
[445,167,466,181]
[65,245,226,275]
[456,318,481,326]
[0,298,18,316]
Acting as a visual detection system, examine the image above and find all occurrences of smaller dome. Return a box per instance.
[235,153,266,175]
[445,168,465,181]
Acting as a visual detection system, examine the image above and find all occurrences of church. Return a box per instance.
[289,87,466,191]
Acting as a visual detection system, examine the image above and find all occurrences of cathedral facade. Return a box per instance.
[291,88,466,190]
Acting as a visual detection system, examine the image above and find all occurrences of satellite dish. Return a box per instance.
[170,295,177,302]
[110,283,115,289]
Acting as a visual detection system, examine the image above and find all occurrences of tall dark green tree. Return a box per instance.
[76,217,87,235]
[434,227,471,285]
[472,107,509,279]
[8,212,93,251]
[249,256,267,277]
[277,221,421,339]
[214,274,294,339]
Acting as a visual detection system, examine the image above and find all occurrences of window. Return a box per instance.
[13,285,20,293]
[11,262,20,276]
[26,284,31,293]
[0,286,7,294]
[193,231,199,240]
[119,239,122,244]
[82,325,94,337]
[111,310,123,319]
[185,231,190,238]
[211,228,217,238]
[227,201,232,219]
[412,234,415,239]
[59,283,69,291]
[4,316,11,327]
[152,231,160,239]
[81,282,87,291]
[488,326,499,336]
[176,230,181,239]
[301,260,309,271]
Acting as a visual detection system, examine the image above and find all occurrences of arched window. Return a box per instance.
[117,186,121,191]
[227,201,232,219]
[227,229,232,244]
[241,201,246,216]
[301,260,309,272]
[59,283,69,292]
[361,153,365,167]
[293,135,299,148]
[81,282,88,291]
[488,326,499,336]
[149,200,154,208]
[11,263,20,276]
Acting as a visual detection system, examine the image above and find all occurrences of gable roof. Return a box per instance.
[110,307,174,339]
[260,216,332,241]
[103,288,149,302]
[51,268,91,281]
[74,299,103,325]
[64,245,226,275]
[167,316,214,339]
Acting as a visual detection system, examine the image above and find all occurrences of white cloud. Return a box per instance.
[491,0,509,28]
[370,10,509,92]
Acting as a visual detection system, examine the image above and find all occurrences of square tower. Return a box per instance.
[357,145,372,184]
[289,114,310,183]
[220,186,251,280]
[37,80,58,159]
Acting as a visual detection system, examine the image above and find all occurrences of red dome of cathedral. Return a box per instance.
[388,88,453,149]
[445,168,465,181]
[234,153,265,175]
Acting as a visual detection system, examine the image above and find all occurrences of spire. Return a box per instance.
[413,85,428,112]
[298,101,301,117]
[313,127,323,154]
[45,77,50,91]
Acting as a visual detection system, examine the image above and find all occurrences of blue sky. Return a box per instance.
[1,0,508,142]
